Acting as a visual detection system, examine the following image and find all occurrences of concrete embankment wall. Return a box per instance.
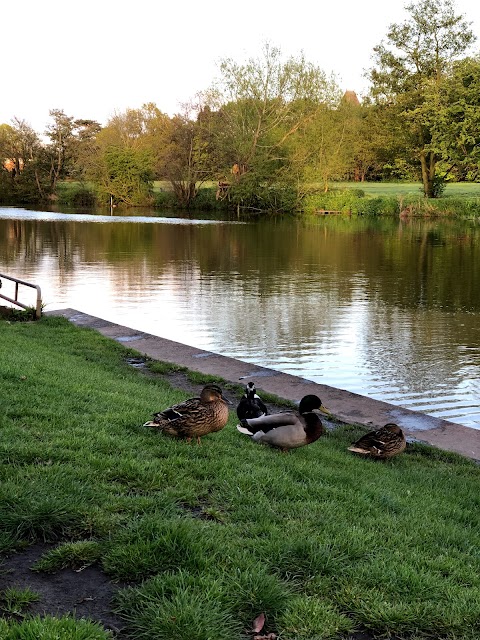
[50,309,480,462]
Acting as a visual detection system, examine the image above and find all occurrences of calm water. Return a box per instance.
[1,206,480,429]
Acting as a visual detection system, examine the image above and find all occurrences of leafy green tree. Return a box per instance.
[298,93,367,193]
[99,107,147,149]
[154,106,216,208]
[429,56,480,180]
[70,119,102,182]
[0,119,49,203]
[207,43,340,212]
[1,119,41,175]
[353,99,420,182]
[90,146,154,206]
[44,109,76,191]
[43,110,103,202]
[86,106,163,206]
[0,124,15,200]
[136,102,173,175]
[368,0,476,196]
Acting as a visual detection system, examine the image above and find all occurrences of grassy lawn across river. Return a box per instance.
[1,316,480,640]
[329,182,480,198]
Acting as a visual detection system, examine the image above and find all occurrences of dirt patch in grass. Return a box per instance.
[0,544,126,637]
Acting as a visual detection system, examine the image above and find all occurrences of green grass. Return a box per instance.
[303,182,480,217]
[1,317,480,639]
[59,180,480,217]
[31,541,102,573]
[0,587,39,616]
[146,360,188,375]
[331,181,480,198]
[81,179,480,200]
[146,359,295,408]
[0,615,112,639]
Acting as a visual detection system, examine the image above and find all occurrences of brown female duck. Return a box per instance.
[144,383,230,444]
[236,394,330,452]
[348,423,406,459]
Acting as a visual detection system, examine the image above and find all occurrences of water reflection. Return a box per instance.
[1,207,479,429]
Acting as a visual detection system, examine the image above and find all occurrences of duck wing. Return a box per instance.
[237,410,300,435]
[144,397,201,428]
[253,395,268,416]
[236,397,267,420]
[255,422,306,448]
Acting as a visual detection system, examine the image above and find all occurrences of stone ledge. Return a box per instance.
[48,308,480,461]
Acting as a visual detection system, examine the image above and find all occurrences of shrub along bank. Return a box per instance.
[50,181,480,217]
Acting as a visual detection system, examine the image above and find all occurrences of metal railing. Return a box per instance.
[0,273,42,319]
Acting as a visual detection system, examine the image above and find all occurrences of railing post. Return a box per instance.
[35,285,42,319]
[0,273,43,319]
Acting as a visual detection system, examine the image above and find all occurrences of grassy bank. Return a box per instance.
[185,181,480,217]
[54,181,480,217]
[330,182,480,198]
[302,183,480,218]
[172,181,480,217]
[1,317,480,639]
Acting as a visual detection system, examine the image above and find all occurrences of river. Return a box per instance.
[1,205,479,429]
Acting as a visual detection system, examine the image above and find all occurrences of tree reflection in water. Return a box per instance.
[1,208,479,429]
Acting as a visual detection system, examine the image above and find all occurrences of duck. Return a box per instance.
[348,423,406,459]
[143,383,230,444]
[236,394,330,451]
[236,381,268,420]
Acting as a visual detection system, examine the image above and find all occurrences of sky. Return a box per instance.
[2,0,480,135]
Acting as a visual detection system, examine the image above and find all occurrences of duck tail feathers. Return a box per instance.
[144,418,169,429]
[237,424,254,436]
[348,445,369,454]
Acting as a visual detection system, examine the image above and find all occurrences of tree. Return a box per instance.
[70,119,102,182]
[297,93,368,193]
[85,105,168,206]
[0,119,49,203]
[137,102,173,175]
[368,0,476,196]
[154,99,219,208]
[42,110,104,202]
[86,103,179,206]
[86,105,159,206]
[0,124,16,200]
[99,107,147,149]
[207,43,340,212]
[86,143,154,206]
[44,109,76,191]
[429,56,480,180]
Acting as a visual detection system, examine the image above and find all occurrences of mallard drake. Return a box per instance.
[236,381,268,420]
[236,394,330,451]
[143,383,230,444]
[348,423,406,459]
